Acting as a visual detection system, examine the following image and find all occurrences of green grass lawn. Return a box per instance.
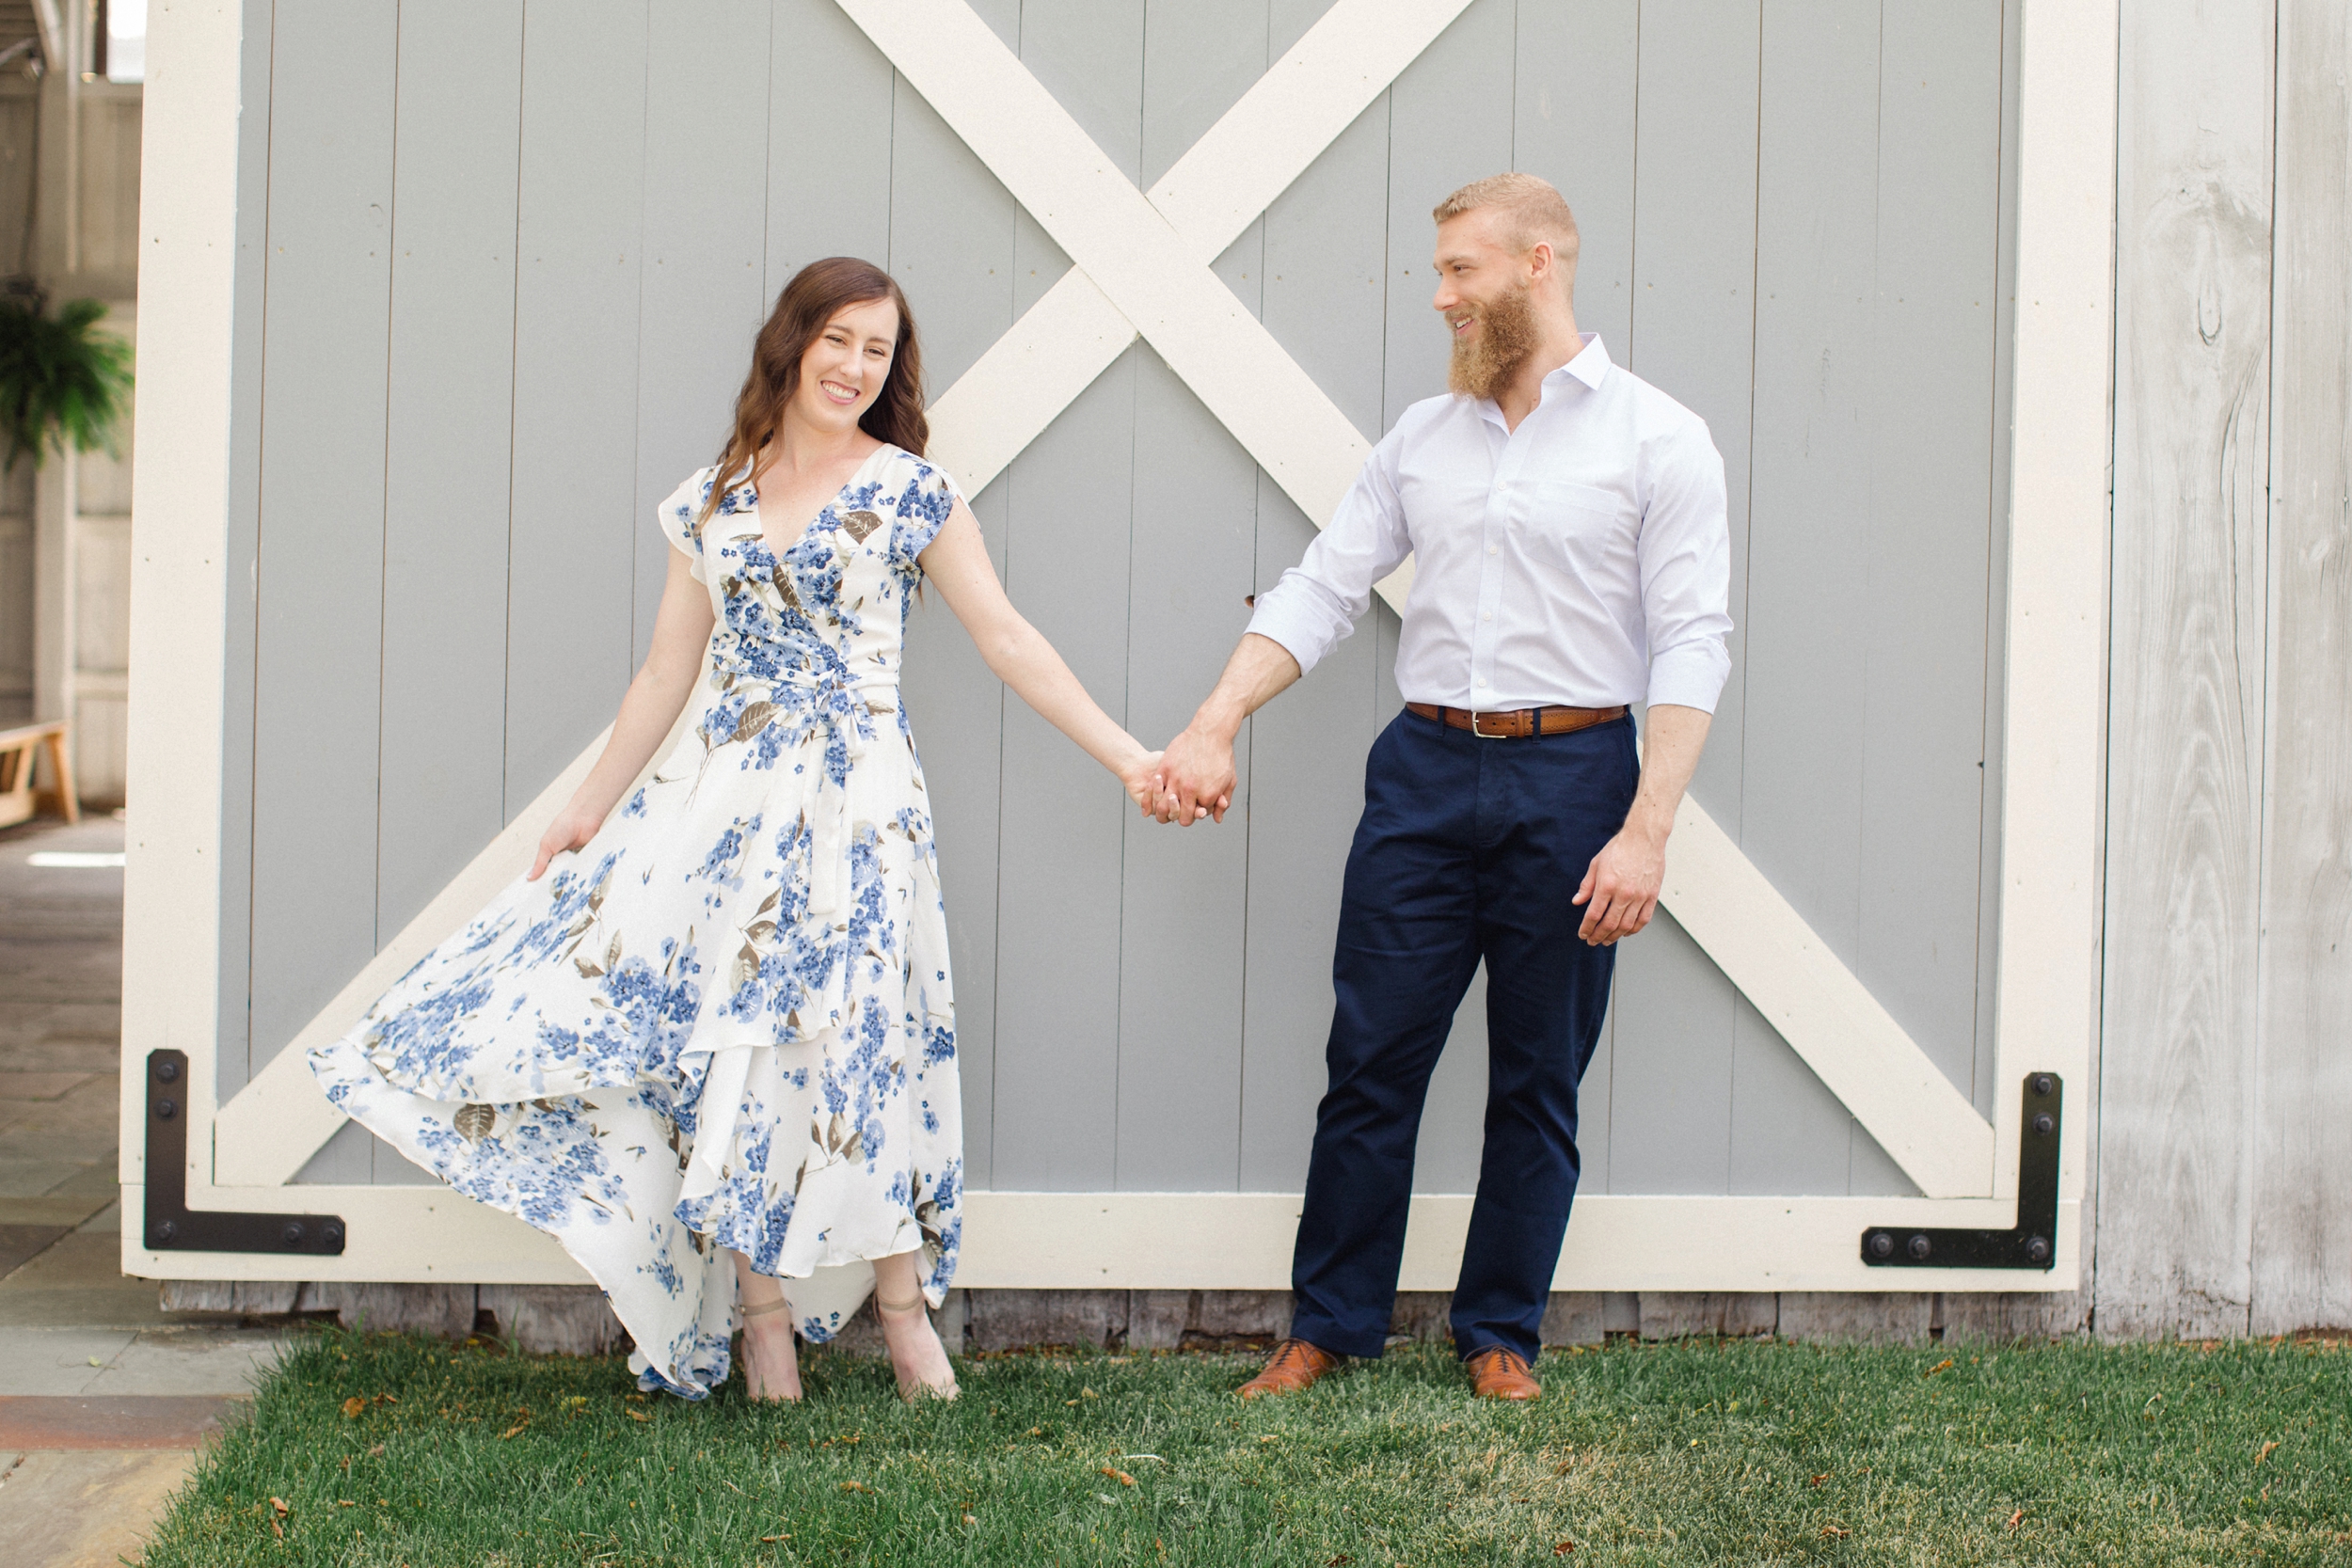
[144,1327,2352,1566]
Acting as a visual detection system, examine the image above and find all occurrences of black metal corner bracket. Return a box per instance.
[1862,1071,2060,1271]
[143,1049,346,1257]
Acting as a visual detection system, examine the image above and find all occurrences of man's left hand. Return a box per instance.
[1573,828,1665,945]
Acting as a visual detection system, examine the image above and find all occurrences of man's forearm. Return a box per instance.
[1625,703,1712,843]
[1190,633,1304,739]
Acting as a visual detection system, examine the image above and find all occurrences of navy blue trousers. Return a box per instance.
[1286,707,1639,1363]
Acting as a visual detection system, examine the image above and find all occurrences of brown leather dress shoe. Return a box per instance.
[1465,1346,1541,1401]
[1236,1338,1342,1399]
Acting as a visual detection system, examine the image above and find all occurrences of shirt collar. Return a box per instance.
[1474,332,1611,428]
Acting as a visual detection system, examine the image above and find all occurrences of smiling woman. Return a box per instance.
[300,255,1164,1410]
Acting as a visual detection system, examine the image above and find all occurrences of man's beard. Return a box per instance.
[1446,282,1539,401]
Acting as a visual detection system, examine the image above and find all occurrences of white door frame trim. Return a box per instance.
[129,0,2116,1288]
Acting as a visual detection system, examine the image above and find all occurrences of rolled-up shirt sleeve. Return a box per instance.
[1245,432,1413,677]
[1635,418,1734,712]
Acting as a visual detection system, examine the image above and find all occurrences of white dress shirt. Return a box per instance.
[1247,334,1733,715]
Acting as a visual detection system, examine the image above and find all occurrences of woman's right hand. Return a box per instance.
[529,802,607,881]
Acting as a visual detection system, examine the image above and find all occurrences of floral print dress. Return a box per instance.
[310,445,962,1397]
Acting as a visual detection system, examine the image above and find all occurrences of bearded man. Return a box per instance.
[1151,173,1733,1402]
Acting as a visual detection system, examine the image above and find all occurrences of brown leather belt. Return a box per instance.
[1405,701,1629,739]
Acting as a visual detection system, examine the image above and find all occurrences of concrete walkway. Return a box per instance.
[0,815,289,1567]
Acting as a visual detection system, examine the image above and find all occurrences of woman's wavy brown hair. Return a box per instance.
[698,257,928,526]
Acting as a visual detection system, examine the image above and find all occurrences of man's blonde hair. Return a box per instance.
[1432,172,1580,284]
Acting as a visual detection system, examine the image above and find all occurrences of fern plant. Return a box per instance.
[0,291,135,472]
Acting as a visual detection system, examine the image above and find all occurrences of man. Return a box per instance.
[1152,174,1731,1401]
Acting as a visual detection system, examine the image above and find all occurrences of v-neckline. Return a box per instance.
[748,443,893,560]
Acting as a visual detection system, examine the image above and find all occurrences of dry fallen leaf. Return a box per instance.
[841,1481,871,1495]
[2006,1508,2026,1531]
[336,1500,356,1508]
[1554,1543,1578,1557]
[1925,1358,1954,1378]
[1820,1525,1850,1539]
[341,1396,366,1419]
[1027,1426,1043,1436]
[628,1409,652,1424]
[1101,1465,1136,1487]
[760,1534,791,1544]
[962,1513,977,1527]
[1810,1473,1831,1486]
[2256,1440,2280,1465]
[499,1421,528,1439]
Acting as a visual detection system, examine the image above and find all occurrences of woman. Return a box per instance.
[310,258,1160,1402]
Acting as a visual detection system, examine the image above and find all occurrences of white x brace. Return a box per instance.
[213,0,1994,1199]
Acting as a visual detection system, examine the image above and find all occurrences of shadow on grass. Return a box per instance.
[141,1327,2352,1566]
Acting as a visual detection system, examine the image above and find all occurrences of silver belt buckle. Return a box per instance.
[1470,708,1518,739]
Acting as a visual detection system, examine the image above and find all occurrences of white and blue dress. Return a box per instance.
[310,445,964,1397]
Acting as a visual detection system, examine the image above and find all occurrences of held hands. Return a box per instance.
[528,801,607,881]
[1572,826,1666,944]
[1146,721,1237,825]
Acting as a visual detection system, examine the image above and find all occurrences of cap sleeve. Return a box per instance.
[887,455,961,574]
[656,468,714,584]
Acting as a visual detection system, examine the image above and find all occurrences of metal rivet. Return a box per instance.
[1907,1234,1932,1261]
[2032,1112,2055,1136]
[155,1060,180,1084]
[156,1219,177,1244]
[1867,1231,1895,1259]
[282,1223,306,1248]
[324,1222,344,1246]
[154,1098,178,1120]
[2032,1073,2055,1097]
[2025,1235,2051,1265]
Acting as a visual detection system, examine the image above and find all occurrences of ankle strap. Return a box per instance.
[874,1290,928,1317]
[740,1297,792,1320]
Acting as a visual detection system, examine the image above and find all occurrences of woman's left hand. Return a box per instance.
[1120,749,1167,817]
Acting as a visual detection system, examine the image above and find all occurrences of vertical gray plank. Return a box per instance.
[1116,351,1255,1190]
[1725,1000,1850,1196]
[215,0,278,1100]
[375,0,523,942]
[1625,0,1756,829]
[1239,481,1373,1191]
[246,4,399,1184]
[1604,912,1732,1192]
[987,350,1136,1190]
[2099,0,2271,1339]
[1237,41,1391,1193]
[1110,9,1270,1190]
[1853,0,2003,1107]
[888,73,1018,395]
[900,479,1009,1191]
[1381,0,1518,428]
[1139,0,1268,190]
[1013,0,1142,184]
[1601,0,1758,1196]
[987,5,1146,1194]
[888,27,1020,1187]
[764,0,895,289]
[1720,0,1882,1192]
[1972,0,2023,1121]
[630,0,773,662]
[2250,0,2352,1338]
[503,2,650,814]
[1257,99,1389,440]
[1513,0,1641,356]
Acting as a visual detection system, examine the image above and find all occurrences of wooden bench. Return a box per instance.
[0,720,79,828]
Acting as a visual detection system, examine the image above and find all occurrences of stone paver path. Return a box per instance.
[0,815,288,1566]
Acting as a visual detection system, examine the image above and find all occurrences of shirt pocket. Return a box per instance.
[1518,479,1638,586]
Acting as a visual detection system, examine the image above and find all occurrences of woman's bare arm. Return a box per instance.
[918,501,1160,807]
[529,547,716,879]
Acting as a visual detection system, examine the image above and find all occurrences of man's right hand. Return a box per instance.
[1154,721,1237,825]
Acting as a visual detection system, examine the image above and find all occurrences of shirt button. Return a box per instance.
[1481,610,1493,622]
[1486,545,1498,556]
[1476,676,1488,687]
